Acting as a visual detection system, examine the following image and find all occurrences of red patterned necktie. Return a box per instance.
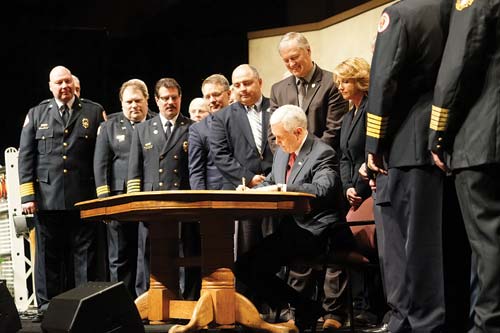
[286,152,296,182]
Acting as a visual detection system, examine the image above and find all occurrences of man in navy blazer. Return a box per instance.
[234,104,351,331]
[210,64,274,257]
[188,74,232,190]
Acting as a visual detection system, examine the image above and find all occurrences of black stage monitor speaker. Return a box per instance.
[41,281,144,333]
[0,280,21,333]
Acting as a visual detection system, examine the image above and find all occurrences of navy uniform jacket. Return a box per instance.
[339,96,371,200]
[19,97,105,210]
[93,112,155,197]
[365,0,451,168]
[210,99,273,189]
[260,134,345,236]
[127,114,194,192]
[188,114,224,190]
[269,65,348,150]
[430,0,500,169]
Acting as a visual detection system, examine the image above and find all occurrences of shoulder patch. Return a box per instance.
[378,12,390,33]
[23,115,29,127]
[456,0,474,10]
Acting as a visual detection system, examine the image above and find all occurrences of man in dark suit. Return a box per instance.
[234,104,351,331]
[269,31,350,328]
[93,79,154,298]
[430,1,500,330]
[269,31,348,151]
[210,64,274,255]
[188,74,231,190]
[365,1,455,331]
[18,65,105,315]
[127,77,196,300]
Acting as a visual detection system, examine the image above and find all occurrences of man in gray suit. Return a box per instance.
[269,32,348,151]
[269,31,350,328]
[234,104,351,331]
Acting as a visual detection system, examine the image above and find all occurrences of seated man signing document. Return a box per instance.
[235,104,353,331]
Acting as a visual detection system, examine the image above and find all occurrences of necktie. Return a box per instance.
[60,104,69,126]
[286,152,296,183]
[247,105,262,154]
[165,121,172,139]
[297,78,307,108]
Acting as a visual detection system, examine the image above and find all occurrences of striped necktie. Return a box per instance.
[246,105,262,154]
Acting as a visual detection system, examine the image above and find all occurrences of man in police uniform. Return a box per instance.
[127,77,195,298]
[93,79,154,299]
[18,65,105,314]
[430,0,500,330]
[365,1,453,332]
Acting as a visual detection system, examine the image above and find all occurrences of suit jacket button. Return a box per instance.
[174,182,178,187]
[63,155,67,160]
[63,169,68,174]
[63,142,68,147]
[159,182,163,187]
[173,155,178,160]
[159,168,163,173]
[173,169,178,174]
[160,155,165,160]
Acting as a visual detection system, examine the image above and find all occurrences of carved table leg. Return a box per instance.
[146,221,180,324]
[169,216,298,333]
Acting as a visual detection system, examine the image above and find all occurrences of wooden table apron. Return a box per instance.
[76,190,313,333]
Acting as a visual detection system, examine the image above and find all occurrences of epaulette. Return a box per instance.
[38,99,51,105]
[80,97,103,108]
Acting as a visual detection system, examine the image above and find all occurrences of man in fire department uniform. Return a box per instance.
[18,65,105,314]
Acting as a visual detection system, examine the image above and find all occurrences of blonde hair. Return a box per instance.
[333,57,370,93]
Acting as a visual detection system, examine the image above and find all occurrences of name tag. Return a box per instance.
[39,123,49,130]
[144,142,153,150]
[116,134,125,142]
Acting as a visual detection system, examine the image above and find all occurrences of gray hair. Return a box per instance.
[270,104,307,132]
[278,32,310,52]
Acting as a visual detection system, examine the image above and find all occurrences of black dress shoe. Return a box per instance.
[294,305,325,331]
[362,322,389,333]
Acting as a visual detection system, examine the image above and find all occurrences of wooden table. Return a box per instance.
[76,190,314,333]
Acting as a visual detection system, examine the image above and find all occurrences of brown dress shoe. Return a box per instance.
[323,318,342,329]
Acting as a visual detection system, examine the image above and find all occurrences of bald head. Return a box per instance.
[49,66,75,103]
[231,64,262,107]
[188,97,210,122]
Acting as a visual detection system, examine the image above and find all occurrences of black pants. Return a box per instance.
[455,164,500,332]
[381,166,446,332]
[35,210,96,310]
[107,220,139,298]
[234,219,328,318]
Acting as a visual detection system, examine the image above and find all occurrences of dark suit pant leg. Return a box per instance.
[375,194,411,331]
[388,167,445,332]
[455,164,500,332]
[441,176,472,332]
[181,221,201,300]
[69,211,97,287]
[107,220,139,298]
[136,222,150,297]
[34,212,67,310]
[234,221,326,315]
